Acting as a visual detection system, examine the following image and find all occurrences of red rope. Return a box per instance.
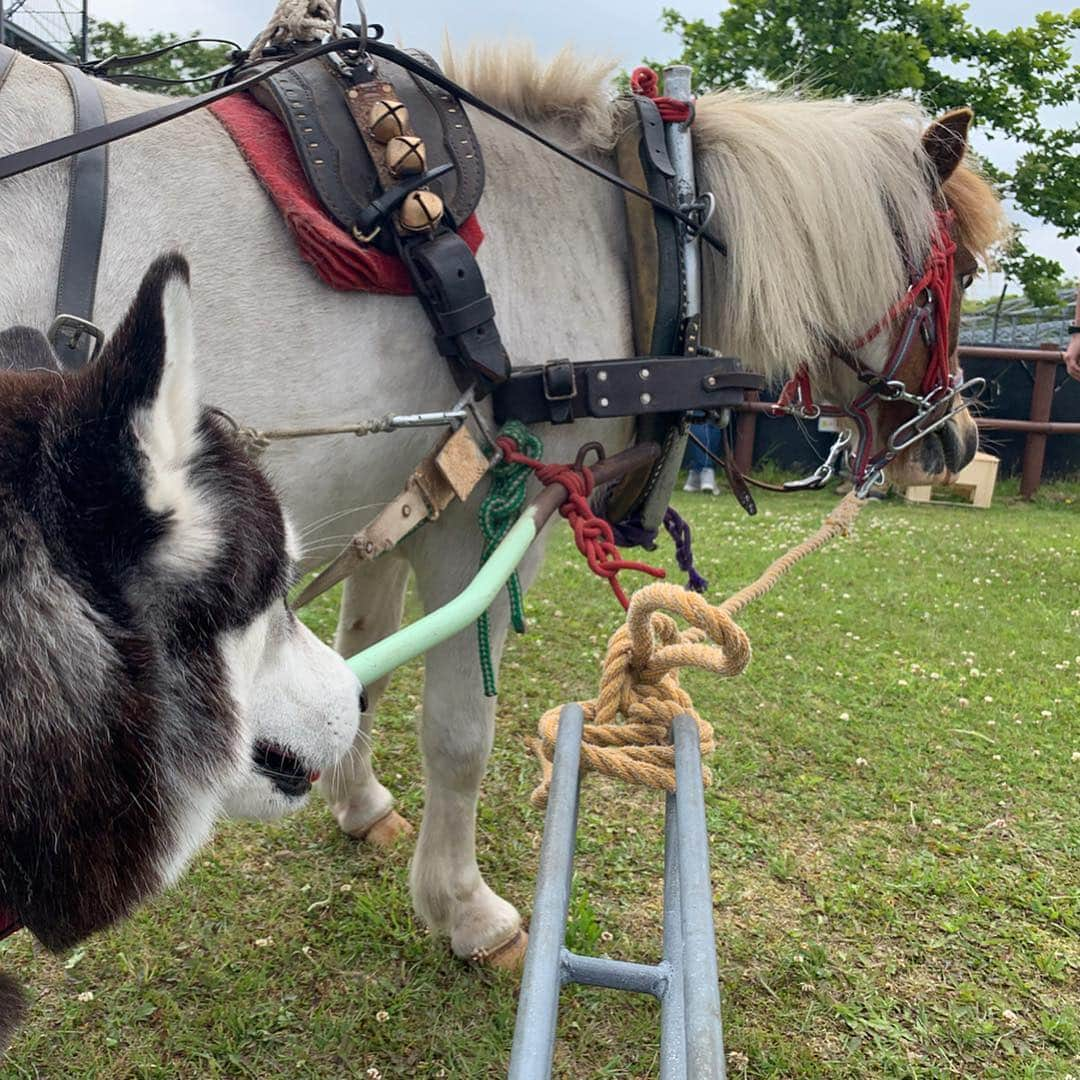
[496,436,666,610]
[631,66,693,124]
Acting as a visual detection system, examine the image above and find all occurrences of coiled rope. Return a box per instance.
[529,492,865,807]
[249,0,338,59]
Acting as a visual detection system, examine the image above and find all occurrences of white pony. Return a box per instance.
[0,41,1002,965]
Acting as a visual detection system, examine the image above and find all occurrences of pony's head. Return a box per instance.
[694,96,1005,491]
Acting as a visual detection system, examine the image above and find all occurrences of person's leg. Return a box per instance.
[684,423,710,491]
[699,422,722,493]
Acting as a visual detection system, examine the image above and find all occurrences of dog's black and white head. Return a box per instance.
[0,255,360,1044]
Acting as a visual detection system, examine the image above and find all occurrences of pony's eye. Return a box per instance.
[960,271,976,290]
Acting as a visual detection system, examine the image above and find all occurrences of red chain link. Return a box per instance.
[496,436,666,610]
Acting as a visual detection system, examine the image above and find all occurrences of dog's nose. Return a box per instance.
[359,685,369,714]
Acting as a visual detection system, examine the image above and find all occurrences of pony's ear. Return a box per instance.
[923,108,973,185]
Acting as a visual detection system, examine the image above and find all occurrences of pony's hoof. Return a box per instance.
[362,809,414,848]
[470,928,528,971]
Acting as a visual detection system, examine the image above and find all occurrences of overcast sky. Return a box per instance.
[58,1,1080,294]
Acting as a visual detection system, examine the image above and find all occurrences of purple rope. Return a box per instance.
[663,506,708,593]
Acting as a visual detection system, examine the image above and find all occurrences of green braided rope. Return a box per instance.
[477,420,543,697]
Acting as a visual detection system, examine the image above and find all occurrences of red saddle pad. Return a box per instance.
[210,94,483,295]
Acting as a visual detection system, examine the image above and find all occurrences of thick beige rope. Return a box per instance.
[529,492,865,807]
[249,0,338,59]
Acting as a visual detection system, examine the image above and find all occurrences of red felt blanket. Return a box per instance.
[210,94,483,295]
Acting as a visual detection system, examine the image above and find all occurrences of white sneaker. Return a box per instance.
[700,467,717,494]
[683,469,702,493]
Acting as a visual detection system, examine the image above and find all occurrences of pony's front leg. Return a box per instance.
[319,554,413,847]
[406,505,545,966]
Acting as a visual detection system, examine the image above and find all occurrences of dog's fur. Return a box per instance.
[0,256,360,1047]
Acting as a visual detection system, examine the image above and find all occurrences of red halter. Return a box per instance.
[773,210,967,492]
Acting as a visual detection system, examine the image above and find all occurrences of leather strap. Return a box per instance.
[396,229,509,393]
[494,356,761,425]
[53,64,108,369]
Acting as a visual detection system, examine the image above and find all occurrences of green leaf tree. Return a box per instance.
[80,20,234,96]
[659,1,1080,304]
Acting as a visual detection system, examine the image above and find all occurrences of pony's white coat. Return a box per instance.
[0,44,991,959]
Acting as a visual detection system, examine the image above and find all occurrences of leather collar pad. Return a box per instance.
[245,49,483,245]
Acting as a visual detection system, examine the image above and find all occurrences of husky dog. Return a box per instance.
[0,255,361,1046]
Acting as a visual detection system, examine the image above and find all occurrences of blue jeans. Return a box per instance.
[684,422,722,471]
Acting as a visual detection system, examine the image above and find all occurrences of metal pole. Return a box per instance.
[80,0,89,62]
[1,1,6,50]
[662,65,701,323]
[508,705,586,1080]
[659,791,686,1079]
[672,713,725,1078]
[560,952,668,997]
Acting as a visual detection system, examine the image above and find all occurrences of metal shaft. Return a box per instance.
[508,705,586,1080]
[662,65,701,322]
[660,790,687,1078]
[672,713,725,1077]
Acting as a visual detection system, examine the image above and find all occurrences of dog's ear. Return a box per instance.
[71,253,219,573]
[0,973,26,1051]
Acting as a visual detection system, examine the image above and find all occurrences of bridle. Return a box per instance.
[770,209,984,497]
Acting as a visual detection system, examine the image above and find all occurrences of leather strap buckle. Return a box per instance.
[542,359,577,424]
[542,359,576,401]
[48,314,104,366]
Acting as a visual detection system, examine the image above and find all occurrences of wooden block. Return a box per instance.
[903,452,999,509]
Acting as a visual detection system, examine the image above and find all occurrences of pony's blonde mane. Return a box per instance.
[943,162,1006,260]
[692,91,937,380]
[442,41,620,150]
[444,44,1005,382]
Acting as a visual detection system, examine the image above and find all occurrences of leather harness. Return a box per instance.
[0,46,107,368]
[0,33,757,516]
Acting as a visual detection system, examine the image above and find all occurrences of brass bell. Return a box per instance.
[399,190,445,233]
[385,135,426,176]
[368,99,409,143]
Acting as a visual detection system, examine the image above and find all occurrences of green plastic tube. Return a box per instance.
[347,506,540,686]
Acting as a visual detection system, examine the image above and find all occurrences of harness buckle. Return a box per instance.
[542,359,577,402]
[47,314,104,366]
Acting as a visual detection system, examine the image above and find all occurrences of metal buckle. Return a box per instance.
[683,192,716,237]
[352,222,381,244]
[542,361,577,402]
[47,314,104,365]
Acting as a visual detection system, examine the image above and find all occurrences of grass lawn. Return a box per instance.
[3,477,1078,1078]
